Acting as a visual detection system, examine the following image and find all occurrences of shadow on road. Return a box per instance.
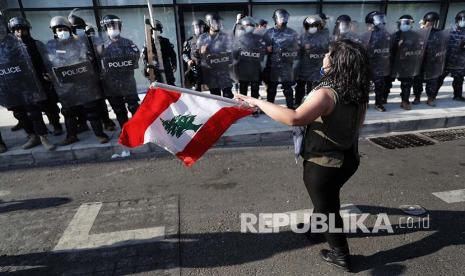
[0,197,71,214]
[0,205,463,274]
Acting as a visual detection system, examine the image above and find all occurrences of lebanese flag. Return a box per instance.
[119,85,253,167]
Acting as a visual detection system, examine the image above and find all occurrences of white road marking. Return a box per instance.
[432,189,465,203]
[54,202,165,251]
[265,203,361,227]
[0,190,11,197]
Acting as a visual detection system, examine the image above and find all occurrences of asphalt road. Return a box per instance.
[0,134,465,275]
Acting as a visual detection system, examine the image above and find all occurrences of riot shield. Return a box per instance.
[445,26,465,71]
[297,31,329,82]
[41,35,102,108]
[197,31,233,90]
[264,26,299,82]
[232,32,265,82]
[392,28,430,78]
[360,27,392,77]
[92,32,140,97]
[423,29,450,80]
[0,34,46,109]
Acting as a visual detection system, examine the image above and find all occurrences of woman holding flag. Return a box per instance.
[235,39,369,272]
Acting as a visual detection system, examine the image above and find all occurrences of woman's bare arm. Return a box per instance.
[235,88,335,126]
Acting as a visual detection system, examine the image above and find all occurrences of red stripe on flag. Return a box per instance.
[176,106,253,167]
[119,87,181,148]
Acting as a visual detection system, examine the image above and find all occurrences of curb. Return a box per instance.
[2,114,465,169]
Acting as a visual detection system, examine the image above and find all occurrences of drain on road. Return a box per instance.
[368,134,435,149]
[421,128,465,142]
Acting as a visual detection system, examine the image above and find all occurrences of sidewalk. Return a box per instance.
[1,78,465,168]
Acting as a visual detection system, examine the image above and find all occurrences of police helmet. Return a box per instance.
[241,16,256,27]
[8,17,31,31]
[456,10,465,22]
[50,16,72,32]
[100,14,122,31]
[303,15,323,31]
[272,9,290,24]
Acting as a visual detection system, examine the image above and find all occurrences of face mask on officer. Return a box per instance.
[458,19,465,28]
[244,26,254,33]
[399,23,411,32]
[107,29,120,39]
[309,27,318,34]
[56,30,70,40]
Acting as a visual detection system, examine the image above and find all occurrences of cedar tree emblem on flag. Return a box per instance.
[160,115,203,138]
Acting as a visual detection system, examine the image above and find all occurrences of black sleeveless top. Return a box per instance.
[301,86,365,168]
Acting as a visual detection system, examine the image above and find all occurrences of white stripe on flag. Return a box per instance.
[143,92,228,154]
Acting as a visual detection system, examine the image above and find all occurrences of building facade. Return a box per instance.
[1,0,464,89]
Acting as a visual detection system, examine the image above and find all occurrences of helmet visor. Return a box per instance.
[276,13,289,24]
[373,15,386,26]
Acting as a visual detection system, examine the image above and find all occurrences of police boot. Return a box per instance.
[22,134,41,149]
[453,96,465,102]
[11,121,22,132]
[39,135,56,151]
[60,135,79,146]
[400,101,412,110]
[426,98,436,107]
[89,120,110,144]
[412,96,421,105]
[320,246,351,272]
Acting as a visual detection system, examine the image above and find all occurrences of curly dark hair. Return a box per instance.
[319,39,371,105]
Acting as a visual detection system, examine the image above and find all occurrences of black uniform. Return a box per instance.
[182,35,202,91]
[143,35,177,85]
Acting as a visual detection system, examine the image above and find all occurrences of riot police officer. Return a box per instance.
[69,11,116,131]
[437,10,465,102]
[44,16,109,145]
[362,11,392,111]
[233,16,265,100]
[295,15,329,107]
[391,14,428,110]
[97,14,141,129]
[0,15,56,150]
[413,12,448,107]
[143,20,177,85]
[8,16,63,135]
[263,9,299,109]
[182,19,207,91]
[196,13,234,98]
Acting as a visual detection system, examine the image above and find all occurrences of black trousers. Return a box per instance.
[267,81,294,109]
[107,94,140,128]
[398,77,414,103]
[97,99,112,124]
[437,70,464,98]
[239,81,260,99]
[303,150,359,249]
[413,75,439,99]
[295,80,316,106]
[61,101,105,138]
[40,98,61,127]
[372,77,388,105]
[210,87,233,98]
[11,105,48,136]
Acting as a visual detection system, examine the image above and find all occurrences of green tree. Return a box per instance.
[160,114,203,138]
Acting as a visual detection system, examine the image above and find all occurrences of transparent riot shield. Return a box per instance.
[392,28,430,78]
[445,26,465,71]
[92,32,140,97]
[297,30,330,82]
[361,27,392,77]
[41,35,102,108]
[423,29,450,80]
[197,31,234,90]
[263,26,299,82]
[0,34,46,109]
[232,31,266,82]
